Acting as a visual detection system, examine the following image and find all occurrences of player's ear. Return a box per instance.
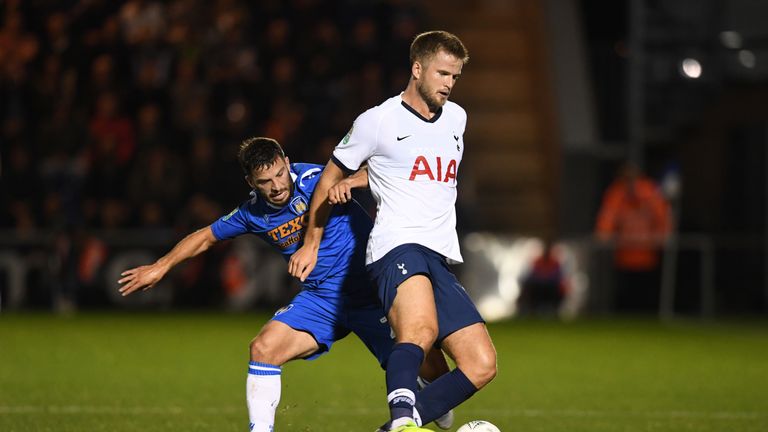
[412,61,422,80]
[245,175,255,189]
[284,156,290,166]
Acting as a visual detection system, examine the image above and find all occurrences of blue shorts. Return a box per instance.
[366,243,484,344]
[271,289,394,368]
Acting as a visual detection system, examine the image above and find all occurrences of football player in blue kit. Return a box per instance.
[118,137,453,432]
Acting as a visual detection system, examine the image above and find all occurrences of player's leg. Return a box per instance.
[440,322,497,388]
[346,301,447,381]
[375,349,455,432]
[413,324,497,426]
[348,303,453,431]
[420,347,450,382]
[249,320,320,364]
[246,320,320,432]
[417,349,455,430]
[408,257,497,426]
[386,274,438,430]
[368,245,443,431]
[246,292,339,432]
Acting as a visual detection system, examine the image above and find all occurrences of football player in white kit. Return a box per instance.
[290,31,497,432]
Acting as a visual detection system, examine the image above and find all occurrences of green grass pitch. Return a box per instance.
[1,313,767,431]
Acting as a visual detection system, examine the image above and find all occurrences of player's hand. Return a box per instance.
[288,244,319,282]
[118,264,166,296]
[327,178,354,205]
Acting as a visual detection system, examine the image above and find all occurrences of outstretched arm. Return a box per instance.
[288,160,348,281]
[118,226,218,296]
[327,165,368,204]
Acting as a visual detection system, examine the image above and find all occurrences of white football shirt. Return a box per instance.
[332,94,466,264]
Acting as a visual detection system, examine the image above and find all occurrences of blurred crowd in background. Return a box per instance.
[4,1,758,316]
[0,0,424,234]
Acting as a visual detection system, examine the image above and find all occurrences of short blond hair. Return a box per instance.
[409,30,469,66]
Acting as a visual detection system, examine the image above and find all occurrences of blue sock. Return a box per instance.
[414,368,477,425]
[386,343,424,423]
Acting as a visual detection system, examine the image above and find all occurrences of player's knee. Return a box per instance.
[463,349,497,389]
[420,324,438,347]
[474,351,498,388]
[399,323,438,351]
[249,336,278,364]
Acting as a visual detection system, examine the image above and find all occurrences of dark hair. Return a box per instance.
[409,30,469,66]
[238,137,285,175]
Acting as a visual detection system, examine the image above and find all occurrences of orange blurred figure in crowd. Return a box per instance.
[595,163,672,311]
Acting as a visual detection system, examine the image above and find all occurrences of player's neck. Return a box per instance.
[401,86,438,120]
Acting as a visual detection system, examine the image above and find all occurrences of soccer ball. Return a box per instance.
[456,420,500,432]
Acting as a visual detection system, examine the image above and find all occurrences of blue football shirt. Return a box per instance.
[211,163,375,304]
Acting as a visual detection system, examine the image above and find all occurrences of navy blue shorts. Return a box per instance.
[366,243,484,344]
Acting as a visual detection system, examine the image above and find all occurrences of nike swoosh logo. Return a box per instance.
[396,135,411,141]
[453,135,459,141]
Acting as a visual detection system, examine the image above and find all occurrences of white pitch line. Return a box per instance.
[0,406,764,420]
[0,406,238,415]
[467,408,766,420]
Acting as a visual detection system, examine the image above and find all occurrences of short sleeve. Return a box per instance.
[332,112,378,172]
[210,202,252,240]
[295,165,324,192]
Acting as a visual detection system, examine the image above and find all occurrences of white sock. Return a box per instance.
[391,417,414,429]
[416,376,430,390]
[246,361,282,432]
[388,388,416,429]
[413,407,423,426]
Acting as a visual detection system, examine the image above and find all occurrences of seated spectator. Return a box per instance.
[518,240,568,316]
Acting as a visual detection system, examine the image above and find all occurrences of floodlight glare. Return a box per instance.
[738,50,756,69]
[719,31,742,49]
[680,58,702,79]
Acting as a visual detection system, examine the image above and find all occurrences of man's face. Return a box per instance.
[416,49,463,111]
[247,156,293,206]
